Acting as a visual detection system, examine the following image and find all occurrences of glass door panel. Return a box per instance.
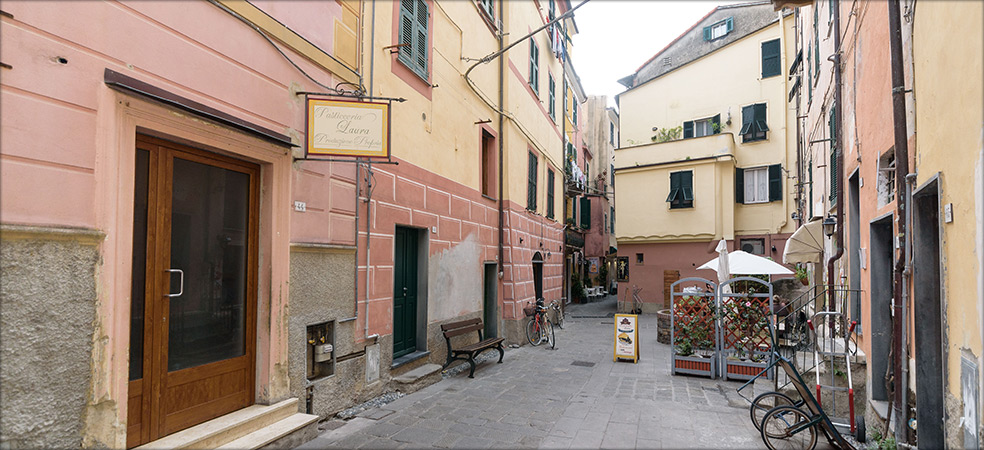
[166,156,249,372]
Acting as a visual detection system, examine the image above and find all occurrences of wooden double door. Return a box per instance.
[127,135,258,447]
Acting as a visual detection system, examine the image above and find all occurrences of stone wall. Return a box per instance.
[0,226,101,449]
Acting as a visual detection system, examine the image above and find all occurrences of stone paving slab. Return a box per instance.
[303,296,842,449]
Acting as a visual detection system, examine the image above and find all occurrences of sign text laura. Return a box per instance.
[306,98,390,158]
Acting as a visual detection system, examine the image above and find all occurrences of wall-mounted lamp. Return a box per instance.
[822,216,837,237]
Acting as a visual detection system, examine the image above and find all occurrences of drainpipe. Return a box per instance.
[363,0,378,341]
[497,0,505,293]
[888,0,911,441]
[826,0,845,304]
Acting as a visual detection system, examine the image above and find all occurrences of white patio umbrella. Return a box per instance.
[697,250,794,276]
[715,239,731,294]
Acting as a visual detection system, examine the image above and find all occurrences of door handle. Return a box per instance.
[166,268,184,298]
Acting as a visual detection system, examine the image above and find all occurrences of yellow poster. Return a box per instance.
[613,314,639,363]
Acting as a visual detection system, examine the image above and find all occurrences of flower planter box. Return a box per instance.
[672,354,717,378]
[723,357,771,381]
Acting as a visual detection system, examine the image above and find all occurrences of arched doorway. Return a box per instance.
[532,252,544,301]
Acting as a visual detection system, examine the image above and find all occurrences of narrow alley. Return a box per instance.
[300,297,812,449]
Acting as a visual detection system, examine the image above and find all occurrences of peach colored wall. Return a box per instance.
[0,1,355,446]
[831,0,895,364]
[618,235,792,308]
[356,157,500,336]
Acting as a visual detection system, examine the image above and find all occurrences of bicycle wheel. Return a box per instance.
[760,406,817,450]
[751,392,795,431]
[526,316,542,346]
[544,317,555,349]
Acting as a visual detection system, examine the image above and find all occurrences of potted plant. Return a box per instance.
[795,265,809,285]
[672,296,718,378]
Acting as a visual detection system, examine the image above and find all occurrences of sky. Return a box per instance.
[571,1,740,109]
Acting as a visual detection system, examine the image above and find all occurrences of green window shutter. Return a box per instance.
[726,17,734,32]
[547,170,555,219]
[398,0,414,69]
[754,103,769,135]
[768,164,782,202]
[761,39,781,78]
[829,107,838,202]
[529,40,538,93]
[528,152,538,210]
[807,47,813,103]
[548,76,555,119]
[580,197,591,229]
[735,167,745,204]
[610,206,615,233]
[683,121,694,139]
[572,101,578,126]
[739,105,754,136]
[711,114,721,134]
[681,171,693,202]
[415,0,428,77]
[703,25,712,41]
[666,172,680,202]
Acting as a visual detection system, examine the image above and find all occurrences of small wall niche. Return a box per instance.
[306,321,335,380]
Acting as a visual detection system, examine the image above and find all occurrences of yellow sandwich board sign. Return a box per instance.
[613,314,639,363]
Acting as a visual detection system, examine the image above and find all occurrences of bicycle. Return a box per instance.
[524,298,555,348]
[549,299,564,329]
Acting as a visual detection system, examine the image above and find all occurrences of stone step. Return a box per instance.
[136,398,299,449]
[393,363,442,384]
[216,413,319,450]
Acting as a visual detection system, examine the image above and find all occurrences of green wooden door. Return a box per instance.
[393,227,418,358]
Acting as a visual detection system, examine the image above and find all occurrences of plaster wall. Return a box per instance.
[0,227,101,449]
[287,246,361,418]
[616,20,795,245]
[617,235,792,309]
[615,158,728,243]
[911,2,984,444]
[0,1,356,446]
[833,0,896,384]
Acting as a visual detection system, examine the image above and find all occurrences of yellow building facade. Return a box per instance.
[615,3,797,310]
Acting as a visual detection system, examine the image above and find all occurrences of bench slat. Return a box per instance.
[454,338,503,353]
[443,323,483,338]
[441,318,481,332]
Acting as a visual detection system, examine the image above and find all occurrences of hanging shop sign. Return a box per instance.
[306,98,390,159]
[588,257,600,274]
[613,314,639,363]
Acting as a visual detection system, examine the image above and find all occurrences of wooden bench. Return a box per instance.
[441,318,504,378]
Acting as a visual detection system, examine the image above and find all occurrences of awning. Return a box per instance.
[783,219,824,264]
[698,250,793,275]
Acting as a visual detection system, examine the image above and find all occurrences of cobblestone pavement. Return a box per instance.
[300,296,838,449]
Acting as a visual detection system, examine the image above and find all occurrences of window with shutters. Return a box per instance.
[546,169,555,219]
[610,122,615,145]
[703,17,733,41]
[477,0,494,21]
[828,106,838,202]
[548,75,556,121]
[527,151,538,211]
[740,103,768,143]
[761,39,781,78]
[813,5,820,81]
[683,115,720,139]
[807,47,813,103]
[735,164,782,204]
[572,100,578,127]
[580,197,591,229]
[529,40,539,95]
[481,129,495,197]
[398,0,429,80]
[610,206,615,233]
[666,171,693,209]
